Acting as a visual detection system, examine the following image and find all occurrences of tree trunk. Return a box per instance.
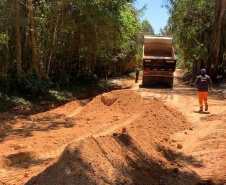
[5,28,9,81]
[28,0,40,79]
[2,28,10,82]
[6,29,9,64]
[104,63,107,82]
[90,42,96,76]
[47,15,60,77]
[192,60,198,80]
[206,46,211,74]
[15,0,22,75]
[92,53,97,76]
[210,0,226,79]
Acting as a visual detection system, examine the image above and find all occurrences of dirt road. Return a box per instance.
[112,70,226,184]
[0,70,225,185]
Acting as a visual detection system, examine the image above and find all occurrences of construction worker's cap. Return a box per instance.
[201,69,206,74]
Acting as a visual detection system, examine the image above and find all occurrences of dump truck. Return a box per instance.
[142,36,177,87]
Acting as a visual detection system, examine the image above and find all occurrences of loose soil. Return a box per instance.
[0,70,225,185]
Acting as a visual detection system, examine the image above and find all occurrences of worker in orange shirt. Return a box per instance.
[195,69,212,112]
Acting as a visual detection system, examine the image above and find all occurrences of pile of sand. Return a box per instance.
[26,90,194,185]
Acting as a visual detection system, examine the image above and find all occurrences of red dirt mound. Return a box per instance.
[26,90,196,185]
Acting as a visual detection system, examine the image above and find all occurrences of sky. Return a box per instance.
[134,0,170,34]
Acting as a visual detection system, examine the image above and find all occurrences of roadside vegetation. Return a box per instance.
[0,0,154,111]
[162,0,226,81]
[0,79,117,112]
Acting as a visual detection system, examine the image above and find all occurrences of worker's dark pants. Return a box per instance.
[135,74,139,83]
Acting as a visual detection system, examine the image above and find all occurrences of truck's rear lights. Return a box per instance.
[166,61,174,63]
[169,72,173,75]
[143,71,150,75]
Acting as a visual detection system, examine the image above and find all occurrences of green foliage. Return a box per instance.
[142,20,155,35]
[165,0,216,73]
[172,0,214,61]
[7,73,49,96]
[159,20,172,36]
[0,33,7,44]
[0,93,31,112]
[0,0,145,100]
[0,79,118,112]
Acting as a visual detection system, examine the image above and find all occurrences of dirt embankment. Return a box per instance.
[24,90,196,185]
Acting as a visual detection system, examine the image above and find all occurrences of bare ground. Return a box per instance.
[0,70,225,185]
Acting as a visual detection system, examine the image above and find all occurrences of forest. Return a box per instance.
[0,0,225,97]
[163,0,226,80]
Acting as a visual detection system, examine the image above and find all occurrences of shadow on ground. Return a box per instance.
[25,134,219,185]
[0,113,76,143]
[2,151,53,169]
[156,145,204,168]
[0,84,122,142]
[193,111,211,114]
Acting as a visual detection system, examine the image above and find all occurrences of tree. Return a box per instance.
[166,0,215,79]
[142,20,154,35]
[14,0,22,75]
[210,0,226,79]
[159,20,172,36]
[27,0,41,79]
[0,0,143,93]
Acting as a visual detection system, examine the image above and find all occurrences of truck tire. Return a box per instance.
[168,78,174,88]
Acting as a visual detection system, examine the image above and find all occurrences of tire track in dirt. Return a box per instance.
[92,114,140,137]
[66,107,83,117]
[38,106,141,160]
[63,113,140,146]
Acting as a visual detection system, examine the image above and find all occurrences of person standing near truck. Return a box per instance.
[195,69,212,112]
[135,66,141,83]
